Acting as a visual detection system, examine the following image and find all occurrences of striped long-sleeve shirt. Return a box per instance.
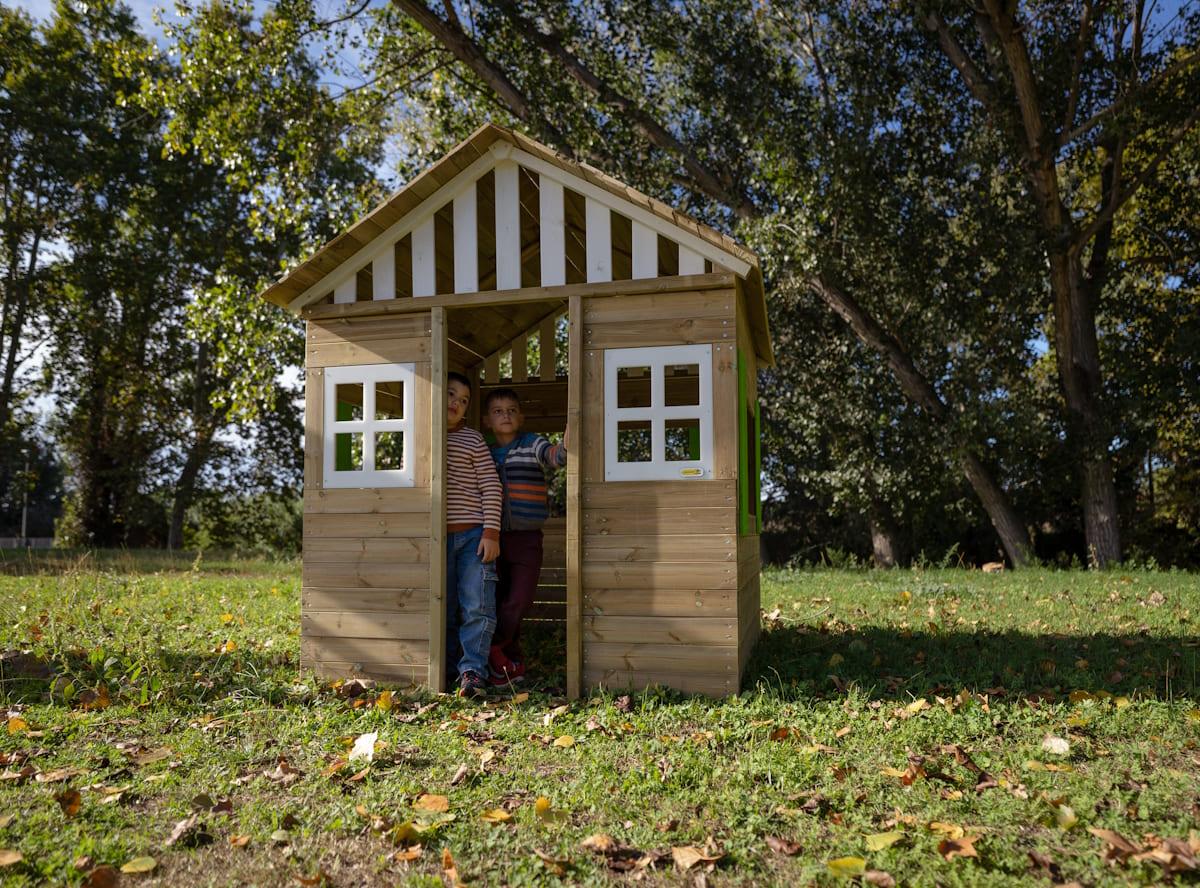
[490,432,567,531]
[446,423,503,540]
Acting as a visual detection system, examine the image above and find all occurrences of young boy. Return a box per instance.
[445,371,503,698]
[482,387,567,685]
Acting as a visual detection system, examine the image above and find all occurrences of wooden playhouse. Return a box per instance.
[258,124,773,697]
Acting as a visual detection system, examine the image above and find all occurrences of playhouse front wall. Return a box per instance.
[579,281,760,697]
[300,312,435,685]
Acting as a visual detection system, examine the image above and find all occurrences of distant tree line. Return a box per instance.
[1,0,1197,566]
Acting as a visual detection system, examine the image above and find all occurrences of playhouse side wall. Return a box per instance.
[735,281,762,680]
[579,284,741,696]
[300,313,434,686]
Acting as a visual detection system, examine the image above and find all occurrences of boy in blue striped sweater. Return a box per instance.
[482,388,568,685]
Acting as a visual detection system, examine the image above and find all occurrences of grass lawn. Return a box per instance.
[1,556,1198,886]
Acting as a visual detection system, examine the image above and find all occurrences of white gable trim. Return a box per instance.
[288,138,751,312]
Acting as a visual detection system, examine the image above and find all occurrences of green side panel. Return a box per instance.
[754,398,763,530]
[335,399,354,471]
[737,348,749,536]
[688,425,700,461]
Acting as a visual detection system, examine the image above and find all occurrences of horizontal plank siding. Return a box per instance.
[583,588,734,617]
[302,587,429,613]
[301,636,428,666]
[584,668,733,697]
[584,642,736,670]
[583,534,735,563]
[303,537,430,563]
[302,610,427,640]
[583,507,736,536]
[583,615,735,645]
[304,513,430,539]
[302,561,430,589]
[583,317,732,350]
[304,488,431,513]
[306,336,431,368]
[308,315,430,346]
[305,661,426,686]
[583,561,737,590]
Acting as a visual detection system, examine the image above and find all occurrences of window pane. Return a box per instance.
[616,366,651,408]
[376,431,404,470]
[664,363,700,407]
[617,420,652,462]
[665,417,701,461]
[376,381,404,420]
[335,432,363,471]
[335,383,364,421]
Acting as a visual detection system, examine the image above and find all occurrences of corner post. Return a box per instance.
[428,307,447,692]
[566,294,583,699]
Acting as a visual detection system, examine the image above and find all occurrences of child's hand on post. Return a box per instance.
[478,536,500,563]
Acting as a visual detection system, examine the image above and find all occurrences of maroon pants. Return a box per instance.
[493,529,543,662]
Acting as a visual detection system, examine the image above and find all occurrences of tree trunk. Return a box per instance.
[868,498,901,568]
[168,342,216,550]
[810,274,1034,567]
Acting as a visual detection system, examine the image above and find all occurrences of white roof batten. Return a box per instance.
[505,146,752,278]
[287,144,504,312]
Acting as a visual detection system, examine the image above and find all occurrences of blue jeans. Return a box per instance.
[445,525,497,679]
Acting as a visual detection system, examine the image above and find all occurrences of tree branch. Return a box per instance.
[490,0,759,219]
[393,0,574,154]
[1058,48,1200,148]
[1060,0,1094,141]
[922,12,998,114]
[1074,103,1200,248]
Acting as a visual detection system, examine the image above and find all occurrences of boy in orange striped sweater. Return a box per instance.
[445,372,503,698]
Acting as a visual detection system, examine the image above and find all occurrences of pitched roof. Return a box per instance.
[257,123,771,364]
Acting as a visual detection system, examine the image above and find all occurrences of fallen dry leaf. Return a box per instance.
[865,831,904,851]
[765,835,802,856]
[480,808,512,824]
[82,865,118,888]
[442,847,464,888]
[375,690,394,711]
[56,789,82,818]
[0,850,23,867]
[413,794,449,813]
[229,835,251,848]
[826,856,866,877]
[393,845,422,862]
[165,814,212,848]
[0,814,11,828]
[938,835,980,860]
[450,763,469,786]
[552,735,575,748]
[131,748,171,767]
[582,834,617,853]
[119,856,157,874]
[864,871,896,887]
[1041,736,1070,756]
[672,845,724,871]
[6,717,27,735]
[928,821,966,840]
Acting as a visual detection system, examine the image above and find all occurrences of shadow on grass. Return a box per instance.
[743,623,1200,701]
[0,547,298,576]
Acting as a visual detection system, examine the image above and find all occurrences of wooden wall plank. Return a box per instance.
[494,160,521,290]
[413,360,432,488]
[584,642,736,669]
[538,316,557,381]
[539,176,566,287]
[583,615,735,645]
[303,537,430,563]
[713,342,738,480]
[372,247,396,301]
[583,506,735,536]
[585,198,612,283]
[582,562,737,590]
[308,314,430,346]
[631,220,658,280]
[301,636,427,665]
[412,217,436,297]
[306,336,430,368]
[583,588,734,617]
[511,333,527,382]
[584,667,733,697]
[304,661,426,686]
[566,292,583,699]
[304,512,430,538]
[582,534,735,563]
[303,487,436,514]
[583,479,736,509]
[302,610,428,639]
[583,317,732,350]
[429,306,448,692]
[303,365,324,494]
[581,347,603,484]
[303,562,430,589]
[580,290,734,324]
[453,182,478,293]
[302,587,428,613]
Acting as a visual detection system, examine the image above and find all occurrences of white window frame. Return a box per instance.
[604,344,713,482]
[323,363,416,488]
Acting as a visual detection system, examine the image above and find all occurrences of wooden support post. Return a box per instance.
[428,307,447,692]
[566,293,583,699]
[539,315,557,381]
[511,333,527,383]
[484,353,500,384]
